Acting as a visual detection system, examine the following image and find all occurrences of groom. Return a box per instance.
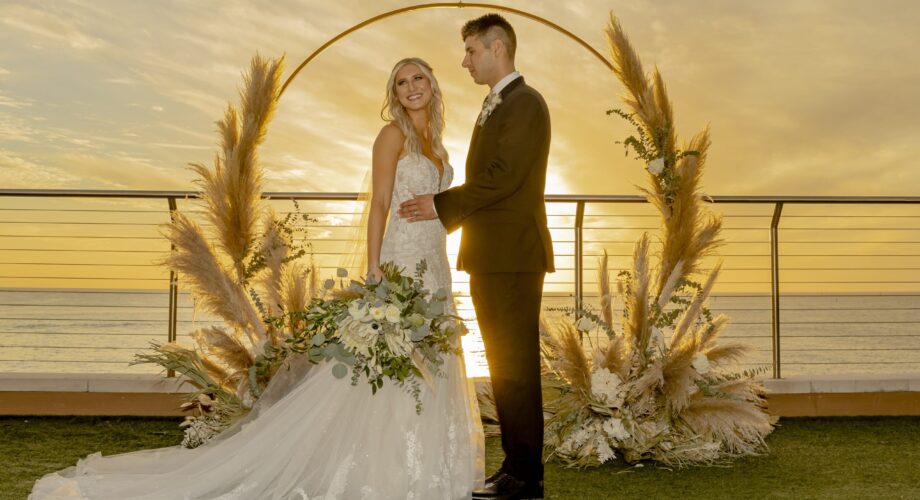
[398,13,553,500]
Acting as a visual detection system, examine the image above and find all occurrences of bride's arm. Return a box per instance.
[366,123,402,279]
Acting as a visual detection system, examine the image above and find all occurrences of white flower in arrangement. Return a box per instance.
[575,316,597,332]
[692,352,711,374]
[647,157,665,175]
[384,304,401,324]
[384,328,413,358]
[348,301,369,321]
[575,316,595,332]
[602,417,631,442]
[370,306,385,321]
[337,317,377,357]
[560,426,592,453]
[590,367,626,407]
[595,436,616,464]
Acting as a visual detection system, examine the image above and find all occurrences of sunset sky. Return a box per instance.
[1,0,919,294]
[2,0,919,196]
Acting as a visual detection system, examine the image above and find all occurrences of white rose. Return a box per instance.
[575,316,595,332]
[692,353,710,374]
[385,304,402,323]
[370,306,385,321]
[647,157,665,176]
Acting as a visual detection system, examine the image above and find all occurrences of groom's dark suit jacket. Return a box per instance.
[433,77,555,274]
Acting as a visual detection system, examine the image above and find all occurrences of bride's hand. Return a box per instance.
[366,266,384,283]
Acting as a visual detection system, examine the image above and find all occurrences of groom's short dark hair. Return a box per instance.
[462,13,516,60]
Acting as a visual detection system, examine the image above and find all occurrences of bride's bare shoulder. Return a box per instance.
[375,122,404,144]
[373,122,404,160]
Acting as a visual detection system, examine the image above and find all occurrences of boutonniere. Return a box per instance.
[477,92,503,126]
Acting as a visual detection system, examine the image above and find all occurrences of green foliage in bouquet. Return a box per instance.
[254,261,466,414]
[540,14,776,468]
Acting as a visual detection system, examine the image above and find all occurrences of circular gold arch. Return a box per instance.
[278,1,613,96]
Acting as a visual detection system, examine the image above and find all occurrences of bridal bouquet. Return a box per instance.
[255,260,465,413]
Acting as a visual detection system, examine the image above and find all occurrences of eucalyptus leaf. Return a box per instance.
[311,333,326,346]
[336,267,348,278]
[331,363,349,379]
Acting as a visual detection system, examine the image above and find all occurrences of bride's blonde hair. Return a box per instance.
[381,57,448,162]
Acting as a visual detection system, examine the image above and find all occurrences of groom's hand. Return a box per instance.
[398,194,436,223]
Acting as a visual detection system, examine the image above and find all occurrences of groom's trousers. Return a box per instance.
[470,271,545,483]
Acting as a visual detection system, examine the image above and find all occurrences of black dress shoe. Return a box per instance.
[472,471,544,499]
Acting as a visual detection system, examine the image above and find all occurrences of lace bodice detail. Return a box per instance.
[380,154,454,295]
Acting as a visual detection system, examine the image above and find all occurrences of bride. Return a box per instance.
[30,57,485,499]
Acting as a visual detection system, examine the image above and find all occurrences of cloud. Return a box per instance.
[0,149,81,187]
[0,92,33,109]
[0,4,105,51]
[0,0,918,199]
[103,76,139,85]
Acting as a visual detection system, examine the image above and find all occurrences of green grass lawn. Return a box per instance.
[4,416,919,500]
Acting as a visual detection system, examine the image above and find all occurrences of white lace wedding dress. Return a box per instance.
[30,154,485,499]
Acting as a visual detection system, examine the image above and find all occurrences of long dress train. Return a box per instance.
[29,154,485,499]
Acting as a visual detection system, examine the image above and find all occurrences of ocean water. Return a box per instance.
[1,288,919,378]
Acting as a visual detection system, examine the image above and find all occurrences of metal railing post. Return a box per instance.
[574,201,586,314]
[166,197,179,377]
[770,202,784,379]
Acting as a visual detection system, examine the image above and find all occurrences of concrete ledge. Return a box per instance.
[0,373,197,393]
[0,391,189,416]
[768,392,920,417]
[3,373,920,417]
[763,374,920,394]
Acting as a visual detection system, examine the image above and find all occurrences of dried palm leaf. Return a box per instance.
[624,234,651,352]
[161,213,267,347]
[543,323,592,396]
[705,343,750,366]
[597,250,614,329]
[190,326,254,373]
[669,264,720,349]
[655,259,685,310]
[194,55,284,283]
[681,396,774,455]
[257,209,288,320]
[281,262,309,334]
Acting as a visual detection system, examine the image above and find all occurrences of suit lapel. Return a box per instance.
[466,76,526,176]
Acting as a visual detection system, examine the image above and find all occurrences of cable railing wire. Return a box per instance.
[2,189,920,378]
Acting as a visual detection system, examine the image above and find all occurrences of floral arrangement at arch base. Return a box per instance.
[540,14,776,468]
